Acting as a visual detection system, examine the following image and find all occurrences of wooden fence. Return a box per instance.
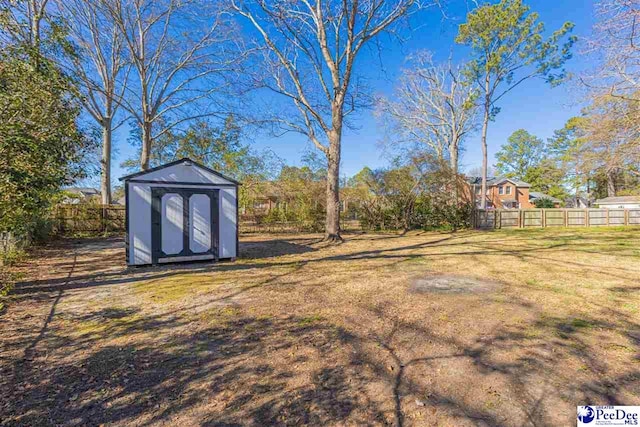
[54,204,126,233]
[54,206,362,235]
[239,219,361,234]
[474,208,640,229]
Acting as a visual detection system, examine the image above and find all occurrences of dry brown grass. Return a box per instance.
[1,228,639,426]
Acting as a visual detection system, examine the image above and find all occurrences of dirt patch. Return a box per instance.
[409,274,501,294]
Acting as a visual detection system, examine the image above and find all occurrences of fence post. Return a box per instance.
[519,209,523,228]
[563,209,568,227]
[58,206,64,234]
[585,209,589,227]
[541,209,545,228]
[625,209,629,226]
[606,209,610,226]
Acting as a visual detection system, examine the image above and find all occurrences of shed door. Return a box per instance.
[151,188,218,264]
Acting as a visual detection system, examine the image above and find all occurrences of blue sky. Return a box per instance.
[104,0,596,187]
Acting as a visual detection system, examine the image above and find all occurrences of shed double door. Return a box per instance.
[151,188,219,264]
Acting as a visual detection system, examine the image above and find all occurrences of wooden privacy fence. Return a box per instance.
[474,208,640,229]
[54,204,126,233]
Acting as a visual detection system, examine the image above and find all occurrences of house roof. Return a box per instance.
[119,158,241,185]
[491,177,531,187]
[529,192,561,203]
[466,176,531,188]
[595,195,640,204]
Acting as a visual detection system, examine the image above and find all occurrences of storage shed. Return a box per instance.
[120,158,239,266]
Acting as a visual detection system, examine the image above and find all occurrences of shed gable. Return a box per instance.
[120,159,238,186]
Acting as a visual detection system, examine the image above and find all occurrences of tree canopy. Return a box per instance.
[456,0,575,208]
[0,46,92,235]
[495,129,545,180]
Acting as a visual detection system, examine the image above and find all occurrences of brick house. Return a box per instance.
[467,177,533,209]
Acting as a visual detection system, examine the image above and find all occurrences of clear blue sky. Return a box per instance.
[104,0,595,188]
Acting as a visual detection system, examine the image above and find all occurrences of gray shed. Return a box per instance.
[120,158,239,266]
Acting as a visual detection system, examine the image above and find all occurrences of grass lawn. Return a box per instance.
[1,227,639,426]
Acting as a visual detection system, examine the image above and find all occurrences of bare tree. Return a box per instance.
[232,0,430,241]
[104,0,243,170]
[57,0,128,204]
[378,52,477,176]
[578,94,640,196]
[585,0,640,101]
[0,0,49,54]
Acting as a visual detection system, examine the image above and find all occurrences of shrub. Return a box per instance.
[0,46,92,245]
[534,198,556,208]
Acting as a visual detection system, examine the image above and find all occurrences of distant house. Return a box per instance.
[240,183,281,216]
[595,195,640,209]
[61,187,100,204]
[466,177,533,209]
[529,192,562,208]
[251,193,280,212]
[566,196,591,209]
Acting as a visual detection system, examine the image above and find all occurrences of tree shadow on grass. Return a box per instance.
[240,237,321,260]
[344,300,640,427]
[1,311,385,426]
[3,294,639,426]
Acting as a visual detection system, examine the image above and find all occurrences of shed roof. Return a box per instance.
[119,158,241,185]
[595,195,640,204]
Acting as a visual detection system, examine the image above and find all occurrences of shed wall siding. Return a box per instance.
[130,182,152,265]
[127,181,237,265]
[219,188,237,259]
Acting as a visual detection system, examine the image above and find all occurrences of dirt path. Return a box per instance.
[1,230,639,426]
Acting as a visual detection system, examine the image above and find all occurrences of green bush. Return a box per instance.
[357,196,472,232]
[1,45,92,245]
[534,198,556,208]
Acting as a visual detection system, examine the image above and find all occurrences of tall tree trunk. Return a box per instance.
[325,131,341,241]
[574,165,579,207]
[607,169,616,197]
[449,140,458,176]
[479,104,490,209]
[449,139,459,202]
[141,121,152,170]
[101,120,112,205]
